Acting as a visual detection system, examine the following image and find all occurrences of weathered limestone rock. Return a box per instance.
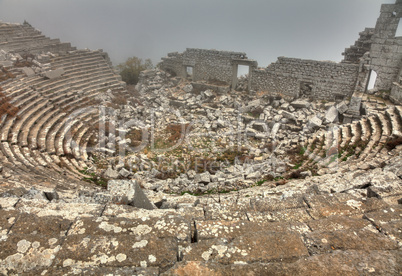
[44,68,64,79]
[21,67,35,77]
[291,99,311,109]
[108,180,156,210]
[325,106,338,123]
[308,116,322,128]
[103,167,119,179]
[194,172,211,184]
[336,101,348,114]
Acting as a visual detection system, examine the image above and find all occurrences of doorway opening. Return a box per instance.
[185,66,193,79]
[366,70,377,92]
[396,17,402,37]
[300,81,313,97]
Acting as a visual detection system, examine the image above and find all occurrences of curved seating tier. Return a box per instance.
[0,25,127,179]
[301,106,402,173]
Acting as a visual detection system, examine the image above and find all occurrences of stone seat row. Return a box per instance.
[302,106,402,171]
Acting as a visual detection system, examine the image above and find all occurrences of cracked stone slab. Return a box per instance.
[304,194,361,219]
[68,216,191,245]
[14,199,104,219]
[379,220,402,244]
[0,234,62,275]
[204,205,248,221]
[182,231,309,264]
[176,206,204,221]
[0,197,19,209]
[307,215,374,232]
[364,207,402,233]
[195,220,310,241]
[246,208,312,223]
[102,204,179,219]
[108,180,156,210]
[250,195,307,212]
[9,213,72,236]
[44,266,160,275]
[303,229,399,255]
[163,250,402,275]
[0,210,19,236]
[54,235,177,270]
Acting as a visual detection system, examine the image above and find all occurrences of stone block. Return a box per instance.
[9,213,72,236]
[194,172,211,184]
[103,167,119,179]
[108,180,156,210]
[68,216,190,244]
[56,235,177,270]
[0,60,13,67]
[0,234,63,274]
[182,231,309,263]
[303,229,398,255]
[248,99,261,108]
[282,110,296,121]
[325,106,338,123]
[336,101,348,114]
[183,84,193,93]
[307,116,322,128]
[44,68,64,79]
[21,67,35,77]
[291,99,311,109]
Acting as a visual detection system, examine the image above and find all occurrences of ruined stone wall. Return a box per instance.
[342,28,374,64]
[160,48,247,84]
[369,2,402,91]
[391,66,402,103]
[251,57,359,100]
[251,69,299,98]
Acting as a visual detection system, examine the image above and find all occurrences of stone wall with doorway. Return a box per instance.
[368,2,402,91]
[159,48,248,84]
[250,57,359,100]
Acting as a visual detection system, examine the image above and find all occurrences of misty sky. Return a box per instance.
[0,0,396,68]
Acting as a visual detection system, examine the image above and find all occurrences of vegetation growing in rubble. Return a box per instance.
[116,56,153,85]
[0,67,15,82]
[0,87,19,118]
[79,167,108,187]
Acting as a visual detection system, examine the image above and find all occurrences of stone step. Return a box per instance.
[36,65,114,95]
[59,156,86,176]
[340,125,352,148]
[55,108,96,156]
[10,99,50,144]
[37,112,66,152]
[349,121,362,145]
[20,105,54,147]
[360,117,371,142]
[376,112,391,144]
[360,115,383,161]
[11,144,36,167]
[385,107,402,137]
[1,141,18,163]
[65,113,98,158]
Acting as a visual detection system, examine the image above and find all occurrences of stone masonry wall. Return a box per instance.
[250,57,359,100]
[342,28,374,64]
[160,48,247,84]
[369,2,402,91]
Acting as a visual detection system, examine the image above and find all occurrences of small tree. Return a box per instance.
[117,57,153,85]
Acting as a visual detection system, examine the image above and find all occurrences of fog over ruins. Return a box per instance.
[0,1,401,275]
